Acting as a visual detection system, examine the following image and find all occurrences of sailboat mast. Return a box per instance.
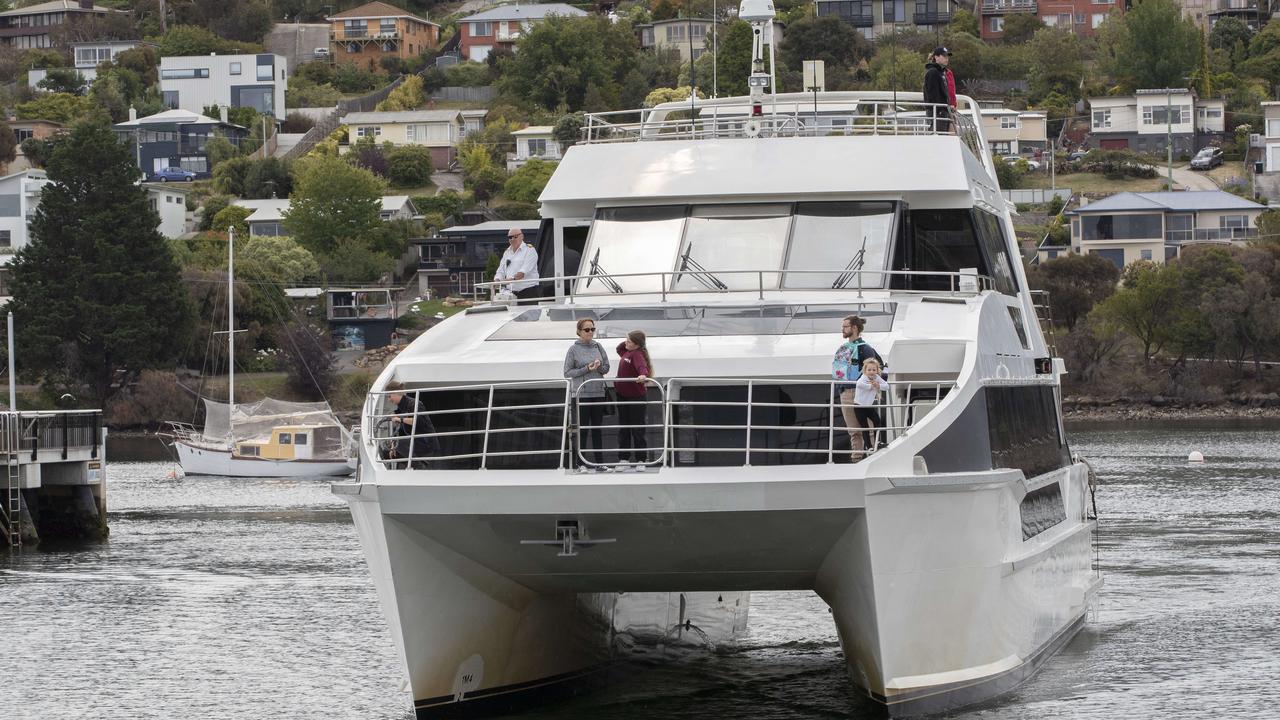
[228,226,235,407]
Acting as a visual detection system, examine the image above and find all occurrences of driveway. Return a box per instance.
[1169,164,1220,191]
[431,171,463,194]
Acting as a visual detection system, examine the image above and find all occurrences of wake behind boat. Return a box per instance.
[335,3,1101,715]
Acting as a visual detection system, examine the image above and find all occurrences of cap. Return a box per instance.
[932,46,952,57]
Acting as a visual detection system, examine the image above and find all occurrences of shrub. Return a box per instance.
[444,62,492,87]
[211,205,251,237]
[386,145,434,187]
[281,112,315,133]
[199,194,233,231]
[105,370,193,430]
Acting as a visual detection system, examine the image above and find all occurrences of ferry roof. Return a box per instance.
[539,135,987,214]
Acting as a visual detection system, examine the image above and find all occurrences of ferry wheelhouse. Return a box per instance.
[335,12,1101,716]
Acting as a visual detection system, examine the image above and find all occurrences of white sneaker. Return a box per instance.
[616,463,635,473]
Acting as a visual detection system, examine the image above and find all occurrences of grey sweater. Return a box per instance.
[563,340,610,397]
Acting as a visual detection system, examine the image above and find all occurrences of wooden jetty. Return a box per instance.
[1,410,107,547]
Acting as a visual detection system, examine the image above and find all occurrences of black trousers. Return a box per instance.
[854,406,884,450]
[515,286,541,301]
[616,397,647,463]
[576,400,606,465]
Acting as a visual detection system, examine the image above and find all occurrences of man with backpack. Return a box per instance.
[832,315,884,460]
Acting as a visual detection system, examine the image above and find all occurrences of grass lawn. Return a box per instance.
[396,182,438,197]
[1020,172,1167,193]
[1205,162,1249,188]
[403,298,467,318]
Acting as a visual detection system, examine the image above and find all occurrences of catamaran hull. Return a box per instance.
[338,461,1099,718]
[175,441,354,477]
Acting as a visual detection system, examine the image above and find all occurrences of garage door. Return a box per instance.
[1100,139,1129,150]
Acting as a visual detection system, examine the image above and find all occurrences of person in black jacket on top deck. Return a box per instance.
[923,46,953,133]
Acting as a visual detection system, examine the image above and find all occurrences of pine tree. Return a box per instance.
[8,123,193,407]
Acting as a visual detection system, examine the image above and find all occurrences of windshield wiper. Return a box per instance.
[831,235,868,289]
[585,248,624,294]
[675,243,729,291]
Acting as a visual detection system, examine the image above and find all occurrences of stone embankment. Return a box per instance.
[1064,394,1280,421]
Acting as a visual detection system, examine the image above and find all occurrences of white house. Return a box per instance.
[978,109,1048,156]
[238,195,418,237]
[341,109,464,168]
[160,53,289,121]
[1086,89,1226,157]
[0,169,50,264]
[1262,102,1280,174]
[28,39,147,89]
[145,183,190,239]
[507,126,561,171]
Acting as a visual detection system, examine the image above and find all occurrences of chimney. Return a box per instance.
[219,106,228,124]
[128,106,137,122]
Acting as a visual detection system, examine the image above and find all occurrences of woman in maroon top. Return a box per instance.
[614,330,653,465]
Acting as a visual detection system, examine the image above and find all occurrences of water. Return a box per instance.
[4,424,1279,719]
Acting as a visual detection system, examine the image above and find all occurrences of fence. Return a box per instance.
[282,75,407,161]
[430,86,495,103]
[1003,188,1072,205]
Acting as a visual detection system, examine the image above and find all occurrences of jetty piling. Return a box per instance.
[1,410,108,547]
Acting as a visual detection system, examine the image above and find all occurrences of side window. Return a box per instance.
[278,433,292,445]
[897,209,985,291]
[294,433,308,445]
[973,210,1018,295]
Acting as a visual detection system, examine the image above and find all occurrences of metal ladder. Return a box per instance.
[1029,289,1058,356]
[1,412,21,547]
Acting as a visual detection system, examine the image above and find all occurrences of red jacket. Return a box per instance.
[946,68,956,108]
[615,342,651,398]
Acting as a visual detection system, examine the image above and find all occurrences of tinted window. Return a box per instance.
[896,209,986,291]
[1081,214,1162,241]
[973,210,1018,295]
[986,386,1069,478]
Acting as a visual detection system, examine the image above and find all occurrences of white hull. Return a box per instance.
[338,448,1099,718]
[175,441,354,478]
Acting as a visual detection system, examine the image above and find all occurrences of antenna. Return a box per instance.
[738,0,776,137]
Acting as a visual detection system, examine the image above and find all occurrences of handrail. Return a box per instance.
[362,377,957,471]
[479,268,995,305]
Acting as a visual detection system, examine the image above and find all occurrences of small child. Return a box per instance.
[853,358,890,453]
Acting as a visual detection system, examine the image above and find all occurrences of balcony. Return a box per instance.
[1208,0,1258,12]
[981,0,1037,13]
[1165,227,1258,244]
[496,30,521,42]
[337,29,399,40]
[914,3,952,23]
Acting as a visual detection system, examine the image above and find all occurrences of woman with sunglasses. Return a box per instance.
[563,318,610,469]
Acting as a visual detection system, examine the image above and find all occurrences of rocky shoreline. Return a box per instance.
[1064,394,1280,422]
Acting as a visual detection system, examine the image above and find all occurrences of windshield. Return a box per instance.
[577,202,899,295]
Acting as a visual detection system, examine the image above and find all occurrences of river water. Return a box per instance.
[4,424,1278,719]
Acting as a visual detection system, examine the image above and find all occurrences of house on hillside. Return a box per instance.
[979,109,1047,156]
[327,1,440,70]
[341,109,464,168]
[1086,89,1226,157]
[816,0,952,39]
[28,40,150,89]
[414,220,542,298]
[461,109,488,138]
[6,119,64,172]
[457,3,587,62]
[980,0,1122,40]
[114,108,249,179]
[507,126,561,171]
[144,183,191,239]
[0,1,121,49]
[0,169,50,263]
[237,196,419,238]
[1262,102,1280,174]
[1064,190,1266,268]
[638,18,715,63]
[160,53,289,122]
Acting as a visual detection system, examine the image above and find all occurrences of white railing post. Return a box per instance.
[744,380,754,467]
[559,380,570,470]
[828,381,836,464]
[479,385,495,470]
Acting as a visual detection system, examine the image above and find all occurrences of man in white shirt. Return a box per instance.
[494,228,540,300]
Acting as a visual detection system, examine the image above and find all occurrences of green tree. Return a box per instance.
[1027,253,1120,330]
[37,67,87,95]
[150,24,262,56]
[376,74,427,112]
[283,155,385,256]
[212,205,252,238]
[553,112,585,149]
[1026,28,1083,102]
[242,235,320,285]
[652,0,678,21]
[199,195,234,232]
[779,15,872,77]
[1189,28,1213,97]
[0,123,16,166]
[286,76,343,108]
[1001,14,1044,44]
[868,47,925,93]
[8,123,192,406]
[950,9,980,38]
[386,145,434,188]
[319,239,394,283]
[458,143,507,202]
[15,92,104,125]
[713,20,757,96]
[205,131,238,171]
[499,15,639,111]
[1255,208,1280,242]
[1096,261,1183,365]
[1109,0,1199,91]
[19,137,55,168]
[503,158,556,204]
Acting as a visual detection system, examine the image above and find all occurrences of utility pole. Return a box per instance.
[159,0,167,34]
[1167,87,1174,190]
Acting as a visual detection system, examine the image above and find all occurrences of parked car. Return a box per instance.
[150,167,198,182]
[1190,147,1224,170]
[1067,150,1088,162]
[1002,155,1041,171]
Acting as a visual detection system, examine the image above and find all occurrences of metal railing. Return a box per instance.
[478,268,995,305]
[363,377,957,471]
[581,96,987,161]
[980,0,1037,11]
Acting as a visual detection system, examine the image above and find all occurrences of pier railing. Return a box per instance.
[364,378,956,471]
[0,410,104,461]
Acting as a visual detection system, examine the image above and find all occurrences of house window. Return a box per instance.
[406,124,417,142]
[0,230,10,248]
[357,126,381,138]
[14,129,33,143]
[347,43,361,53]
[160,68,210,79]
[1220,215,1247,230]
[256,63,272,81]
[1058,13,1071,25]
[279,433,292,445]
[691,47,704,60]
[1082,213,1162,241]
[294,433,308,445]
[691,23,707,39]
[1140,249,1153,261]
[380,19,396,34]
[230,62,242,75]
[1092,13,1106,28]
[991,141,1012,154]
[990,16,1003,32]
[666,24,686,41]
[163,90,179,108]
[472,21,492,36]
[344,19,366,37]
[1265,119,1280,138]
[883,0,906,21]
[1092,109,1111,129]
[178,157,208,173]
[527,138,547,156]
[1143,105,1190,125]
[1075,13,1085,23]
[1000,116,1018,129]
[75,46,112,66]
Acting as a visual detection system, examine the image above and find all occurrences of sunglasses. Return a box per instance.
[581,327,596,332]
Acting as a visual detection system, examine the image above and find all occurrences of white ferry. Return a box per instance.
[335,5,1101,715]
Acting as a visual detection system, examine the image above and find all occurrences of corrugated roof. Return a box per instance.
[342,110,462,124]
[327,1,436,25]
[1068,190,1266,215]
[458,3,587,22]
